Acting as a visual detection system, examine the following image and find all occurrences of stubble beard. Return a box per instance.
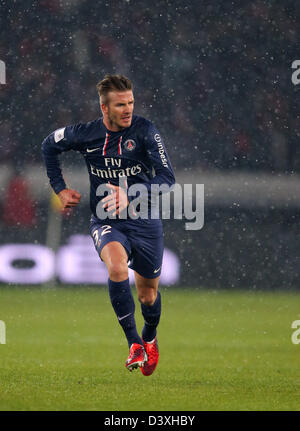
[107,109,124,132]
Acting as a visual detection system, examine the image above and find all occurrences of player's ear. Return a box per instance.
[100,102,107,115]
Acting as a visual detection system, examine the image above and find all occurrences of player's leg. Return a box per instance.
[100,241,128,281]
[90,219,146,371]
[100,242,146,371]
[127,232,163,376]
[134,271,161,340]
[134,272,161,376]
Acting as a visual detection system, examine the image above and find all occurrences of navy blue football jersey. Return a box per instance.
[42,115,175,220]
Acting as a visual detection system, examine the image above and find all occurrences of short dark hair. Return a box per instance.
[96,74,133,105]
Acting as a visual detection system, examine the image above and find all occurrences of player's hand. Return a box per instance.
[101,184,128,216]
[57,189,81,209]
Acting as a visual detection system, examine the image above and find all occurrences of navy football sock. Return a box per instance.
[108,278,143,347]
[141,290,161,342]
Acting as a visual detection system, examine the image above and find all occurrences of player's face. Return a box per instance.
[102,91,134,131]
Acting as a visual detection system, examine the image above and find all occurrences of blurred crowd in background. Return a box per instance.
[1,0,300,173]
[1,1,300,289]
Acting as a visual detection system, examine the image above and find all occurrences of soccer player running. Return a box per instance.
[42,74,175,375]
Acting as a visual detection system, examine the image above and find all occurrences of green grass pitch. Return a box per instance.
[0,286,300,411]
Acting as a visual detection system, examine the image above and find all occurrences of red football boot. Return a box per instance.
[141,337,159,376]
[125,343,147,372]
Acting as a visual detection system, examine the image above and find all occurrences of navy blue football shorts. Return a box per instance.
[89,215,163,279]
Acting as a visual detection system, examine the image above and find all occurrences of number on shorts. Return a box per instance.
[101,225,112,236]
[92,230,99,244]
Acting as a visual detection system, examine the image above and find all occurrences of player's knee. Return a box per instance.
[108,261,128,281]
[138,292,156,307]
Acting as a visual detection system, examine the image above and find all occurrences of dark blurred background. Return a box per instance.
[1,0,300,288]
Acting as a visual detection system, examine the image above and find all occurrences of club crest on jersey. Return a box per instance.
[124,139,136,152]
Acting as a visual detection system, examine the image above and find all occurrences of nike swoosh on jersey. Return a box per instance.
[86,147,101,153]
[153,267,161,273]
